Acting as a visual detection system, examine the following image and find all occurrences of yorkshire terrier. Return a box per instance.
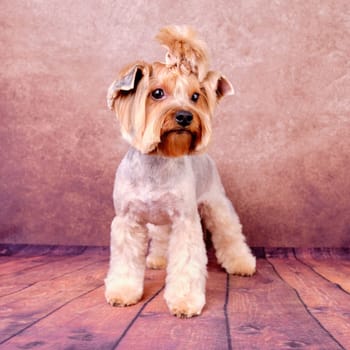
[105,26,256,318]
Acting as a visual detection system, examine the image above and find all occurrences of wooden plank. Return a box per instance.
[0,247,108,297]
[116,262,229,350]
[0,245,54,270]
[295,248,350,293]
[0,255,56,276]
[2,269,166,349]
[227,258,343,350]
[266,248,350,349]
[0,258,107,344]
[0,245,102,259]
[0,247,107,280]
[0,246,103,275]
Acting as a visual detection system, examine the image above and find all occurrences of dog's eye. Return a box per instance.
[191,92,200,102]
[151,89,165,100]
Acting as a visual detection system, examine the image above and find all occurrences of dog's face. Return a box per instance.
[107,27,234,157]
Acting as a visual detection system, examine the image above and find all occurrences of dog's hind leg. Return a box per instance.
[146,224,170,269]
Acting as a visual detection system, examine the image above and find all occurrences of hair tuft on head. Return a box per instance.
[156,25,210,81]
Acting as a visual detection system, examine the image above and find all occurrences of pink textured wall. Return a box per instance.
[1,1,349,247]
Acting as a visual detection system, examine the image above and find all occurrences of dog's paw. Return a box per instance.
[146,255,167,269]
[104,278,143,307]
[224,253,256,276]
[165,291,205,318]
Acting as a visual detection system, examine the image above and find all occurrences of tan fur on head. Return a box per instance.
[107,27,234,157]
[156,25,209,81]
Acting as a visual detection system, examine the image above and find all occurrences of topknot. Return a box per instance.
[156,25,210,81]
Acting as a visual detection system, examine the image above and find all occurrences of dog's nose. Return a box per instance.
[175,110,193,127]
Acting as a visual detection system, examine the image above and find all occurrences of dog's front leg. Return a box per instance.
[164,212,207,318]
[105,216,148,307]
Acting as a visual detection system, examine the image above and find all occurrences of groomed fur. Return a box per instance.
[105,26,255,318]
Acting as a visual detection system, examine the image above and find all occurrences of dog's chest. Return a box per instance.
[126,191,180,225]
[114,150,195,225]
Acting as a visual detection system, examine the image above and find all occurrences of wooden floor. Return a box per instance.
[0,245,349,350]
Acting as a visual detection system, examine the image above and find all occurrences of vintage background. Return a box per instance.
[1,0,349,247]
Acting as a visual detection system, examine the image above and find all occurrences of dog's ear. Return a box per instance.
[203,71,234,100]
[202,71,234,113]
[107,62,150,110]
[107,62,152,149]
[216,75,234,99]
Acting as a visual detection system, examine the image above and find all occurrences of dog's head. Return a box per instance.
[107,25,234,157]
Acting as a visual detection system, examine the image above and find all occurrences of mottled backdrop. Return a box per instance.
[1,0,349,247]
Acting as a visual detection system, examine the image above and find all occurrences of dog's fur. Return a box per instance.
[105,26,256,318]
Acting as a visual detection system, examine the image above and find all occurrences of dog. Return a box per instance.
[105,26,256,318]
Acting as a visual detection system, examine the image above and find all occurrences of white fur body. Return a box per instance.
[105,149,256,317]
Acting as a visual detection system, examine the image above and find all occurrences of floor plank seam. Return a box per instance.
[292,249,350,296]
[0,282,38,298]
[223,273,233,350]
[291,286,346,350]
[0,259,108,297]
[0,260,60,278]
[111,285,165,349]
[0,284,104,345]
[265,257,346,350]
[47,258,108,282]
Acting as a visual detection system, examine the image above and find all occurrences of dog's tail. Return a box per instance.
[156,25,209,81]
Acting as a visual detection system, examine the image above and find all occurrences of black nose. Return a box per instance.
[175,110,193,127]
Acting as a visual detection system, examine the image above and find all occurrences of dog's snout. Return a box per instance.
[175,110,193,127]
